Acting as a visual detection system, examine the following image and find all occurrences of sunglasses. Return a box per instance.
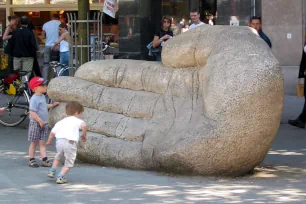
[163,20,170,24]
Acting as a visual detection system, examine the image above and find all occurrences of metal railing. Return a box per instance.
[67,12,104,70]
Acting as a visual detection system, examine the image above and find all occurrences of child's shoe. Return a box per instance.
[48,169,56,178]
[29,159,39,168]
[56,177,68,184]
[42,160,52,167]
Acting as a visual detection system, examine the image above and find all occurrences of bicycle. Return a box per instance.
[46,61,76,104]
[0,71,31,127]
[49,61,76,78]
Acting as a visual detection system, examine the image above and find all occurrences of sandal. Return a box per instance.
[42,160,52,167]
[29,159,39,168]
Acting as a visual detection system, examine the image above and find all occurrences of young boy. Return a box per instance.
[46,101,87,184]
[28,77,59,168]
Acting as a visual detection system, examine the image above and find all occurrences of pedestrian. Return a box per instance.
[151,16,173,61]
[208,14,214,25]
[8,16,37,76]
[46,101,87,184]
[28,76,59,168]
[3,15,19,74]
[249,16,272,48]
[182,24,189,33]
[288,34,306,128]
[51,23,70,76]
[41,14,61,80]
[189,9,205,30]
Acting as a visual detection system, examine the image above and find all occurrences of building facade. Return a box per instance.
[118,0,305,67]
[0,0,305,67]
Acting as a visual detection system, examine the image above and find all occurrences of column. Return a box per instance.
[117,0,156,60]
[190,0,199,10]
[6,0,12,25]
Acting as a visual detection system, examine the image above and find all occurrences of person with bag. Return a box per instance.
[8,16,37,75]
[2,15,19,75]
[289,35,306,128]
[151,16,173,62]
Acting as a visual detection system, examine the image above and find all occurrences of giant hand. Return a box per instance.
[48,25,283,176]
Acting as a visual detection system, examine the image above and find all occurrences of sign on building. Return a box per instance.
[103,0,117,18]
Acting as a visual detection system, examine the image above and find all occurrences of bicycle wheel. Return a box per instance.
[0,85,30,127]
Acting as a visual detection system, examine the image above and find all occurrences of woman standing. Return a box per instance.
[152,16,173,62]
[3,15,18,74]
[52,23,70,76]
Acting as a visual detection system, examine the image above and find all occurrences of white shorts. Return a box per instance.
[55,139,77,168]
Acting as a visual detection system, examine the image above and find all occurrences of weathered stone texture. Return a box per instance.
[48,25,284,176]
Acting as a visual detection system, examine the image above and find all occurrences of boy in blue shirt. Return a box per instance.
[28,77,59,168]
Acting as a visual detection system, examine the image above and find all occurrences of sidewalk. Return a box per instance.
[1,95,306,203]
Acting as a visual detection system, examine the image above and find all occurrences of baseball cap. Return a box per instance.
[29,77,48,91]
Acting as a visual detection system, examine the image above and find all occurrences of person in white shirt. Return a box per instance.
[189,9,205,30]
[208,14,214,25]
[41,14,61,80]
[46,101,87,184]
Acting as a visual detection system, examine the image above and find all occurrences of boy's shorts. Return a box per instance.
[28,120,49,143]
[55,139,77,168]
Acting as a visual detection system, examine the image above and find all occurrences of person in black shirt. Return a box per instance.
[249,16,272,48]
[289,35,306,128]
[152,16,174,61]
[9,16,37,74]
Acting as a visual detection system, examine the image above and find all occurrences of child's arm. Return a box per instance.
[47,102,60,109]
[81,122,87,142]
[46,132,55,146]
[29,110,45,128]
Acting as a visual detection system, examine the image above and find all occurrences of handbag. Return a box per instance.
[147,41,162,56]
[296,83,304,98]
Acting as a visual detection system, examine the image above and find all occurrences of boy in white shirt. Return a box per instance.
[46,101,87,184]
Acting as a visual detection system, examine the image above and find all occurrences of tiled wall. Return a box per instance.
[262,0,303,66]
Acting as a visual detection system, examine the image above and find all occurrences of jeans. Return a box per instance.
[43,46,59,81]
[155,53,161,62]
[60,52,69,76]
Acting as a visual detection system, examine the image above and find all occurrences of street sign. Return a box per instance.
[103,0,117,18]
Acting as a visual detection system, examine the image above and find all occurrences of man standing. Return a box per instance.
[9,16,37,75]
[41,14,61,80]
[249,16,272,48]
[288,35,306,128]
[189,9,205,30]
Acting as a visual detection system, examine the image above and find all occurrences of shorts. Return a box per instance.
[28,120,49,143]
[13,57,34,73]
[55,139,77,168]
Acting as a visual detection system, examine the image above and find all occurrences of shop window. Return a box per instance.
[50,0,102,4]
[162,0,190,36]
[50,0,76,4]
[13,0,44,4]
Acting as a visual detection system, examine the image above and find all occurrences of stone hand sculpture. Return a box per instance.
[48,25,284,176]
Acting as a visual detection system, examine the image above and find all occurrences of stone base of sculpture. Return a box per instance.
[48,25,284,176]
